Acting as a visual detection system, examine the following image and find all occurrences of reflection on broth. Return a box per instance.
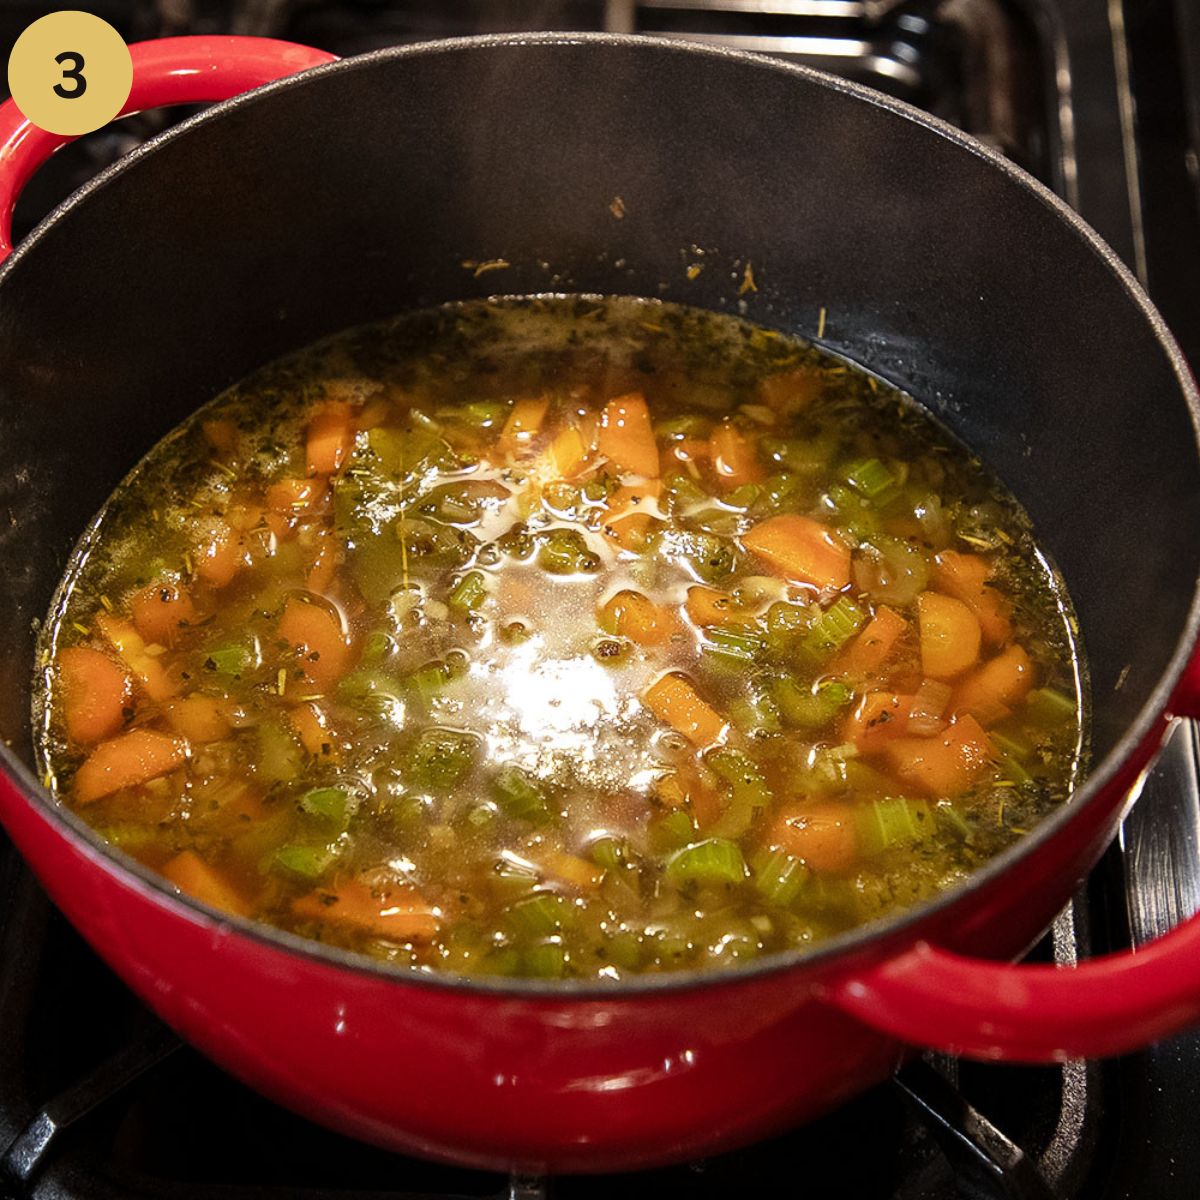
[35,296,1085,980]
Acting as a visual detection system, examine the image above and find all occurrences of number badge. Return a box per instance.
[7,12,132,137]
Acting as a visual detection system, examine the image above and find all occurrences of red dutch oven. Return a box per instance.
[1,33,1200,1174]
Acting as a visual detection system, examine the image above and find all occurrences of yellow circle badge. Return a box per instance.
[7,11,133,137]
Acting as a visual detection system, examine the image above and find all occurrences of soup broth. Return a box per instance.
[36,297,1085,979]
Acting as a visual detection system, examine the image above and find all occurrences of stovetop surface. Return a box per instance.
[2,2,1200,1197]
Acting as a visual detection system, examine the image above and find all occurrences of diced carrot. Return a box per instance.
[194,517,246,589]
[656,765,723,828]
[933,551,1013,646]
[834,606,908,676]
[742,514,851,590]
[293,878,439,941]
[498,397,550,457]
[288,701,338,760]
[265,476,327,515]
[685,585,744,628]
[59,647,130,745]
[840,691,912,750]
[162,850,250,917]
[305,529,339,595]
[918,592,982,679]
[73,729,186,804]
[597,392,659,478]
[95,612,177,702]
[660,437,710,476]
[547,425,591,479]
[599,590,675,646]
[164,695,230,743]
[201,418,238,457]
[539,850,605,891]
[601,481,662,551]
[643,673,727,746]
[306,400,355,476]
[128,580,198,648]
[757,367,824,412]
[709,421,766,488]
[883,714,994,797]
[768,802,859,872]
[278,598,353,689]
[954,644,1034,723]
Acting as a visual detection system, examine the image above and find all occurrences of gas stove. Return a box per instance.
[2,3,1199,1197]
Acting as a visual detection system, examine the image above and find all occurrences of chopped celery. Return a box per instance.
[336,669,404,720]
[601,928,643,970]
[708,748,772,809]
[300,786,349,827]
[825,484,881,541]
[655,414,712,438]
[537,529,600,575]
[492,764,551,824]
[770,677,853,732]
[726,483,762,509]
[845,458,899,503]
[754,850,809,906]
[360,630,396,665]
[506,892,571,936]
[760,435,834,474]
[666,838,747,886]
[763,600,814,658]
[663,470,709,510]
[273,843,336,881]
[1024,687,1076,727]
[858,797,934,854]
[702,625,765,664]
[408,659,453,707]
[448,570,488,612]
[368,425,458,478]
[990,730,1033,762]
[934,802,974,841]
[256,721,302,784]
[660,528,737,582]
[590,836,628,871]
[462,400,509,427]
[648,809,696,853]
[754,472,806,515]
[728,690,783,736]
[399,728,478,792]
[522,941,567,978]
[800,598,865,661]
[491,855,540,898]
[204,644,254,678]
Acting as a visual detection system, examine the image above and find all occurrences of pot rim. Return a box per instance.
[3,31,1199,1000]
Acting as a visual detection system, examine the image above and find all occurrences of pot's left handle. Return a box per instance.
[0,36,337,262]
[826,650,1200,1062]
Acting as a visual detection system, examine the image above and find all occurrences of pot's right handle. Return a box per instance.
[829,647,1200,1062]
[0,35,337,262]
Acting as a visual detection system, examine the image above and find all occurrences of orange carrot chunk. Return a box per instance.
[601,481,662,551]
[59,647,130,745]
[278,598,353,690]
[597,392,659,478]
[768,802,860,872]
[95,612,177,702]
[498,396,550,457]
[954,643,1034,722]
[643,673,726,746]
[709,421,766,488]
[840,691,912,750]
[834,606,908,676]
[599,590,675,646]
[933,551,1013,646]
[547,425,592,479]
[129,580,198,648]
[918,591,982,679]
[883,714,994,797]
[265,476,327,515]
[74,729,186,804]
[162,850,250,917]
[305,401,355,476]
[164,696,230,743]
[194,518,246,589]
[684,585,744,628]
[742,514,851,590]
[293,878,439,941]
[288,702,339,760]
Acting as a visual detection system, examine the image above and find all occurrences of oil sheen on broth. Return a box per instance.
[36,297,1085,980]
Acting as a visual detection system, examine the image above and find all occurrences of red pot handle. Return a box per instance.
[0,36,337,262]
[830,645,1200,1061]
